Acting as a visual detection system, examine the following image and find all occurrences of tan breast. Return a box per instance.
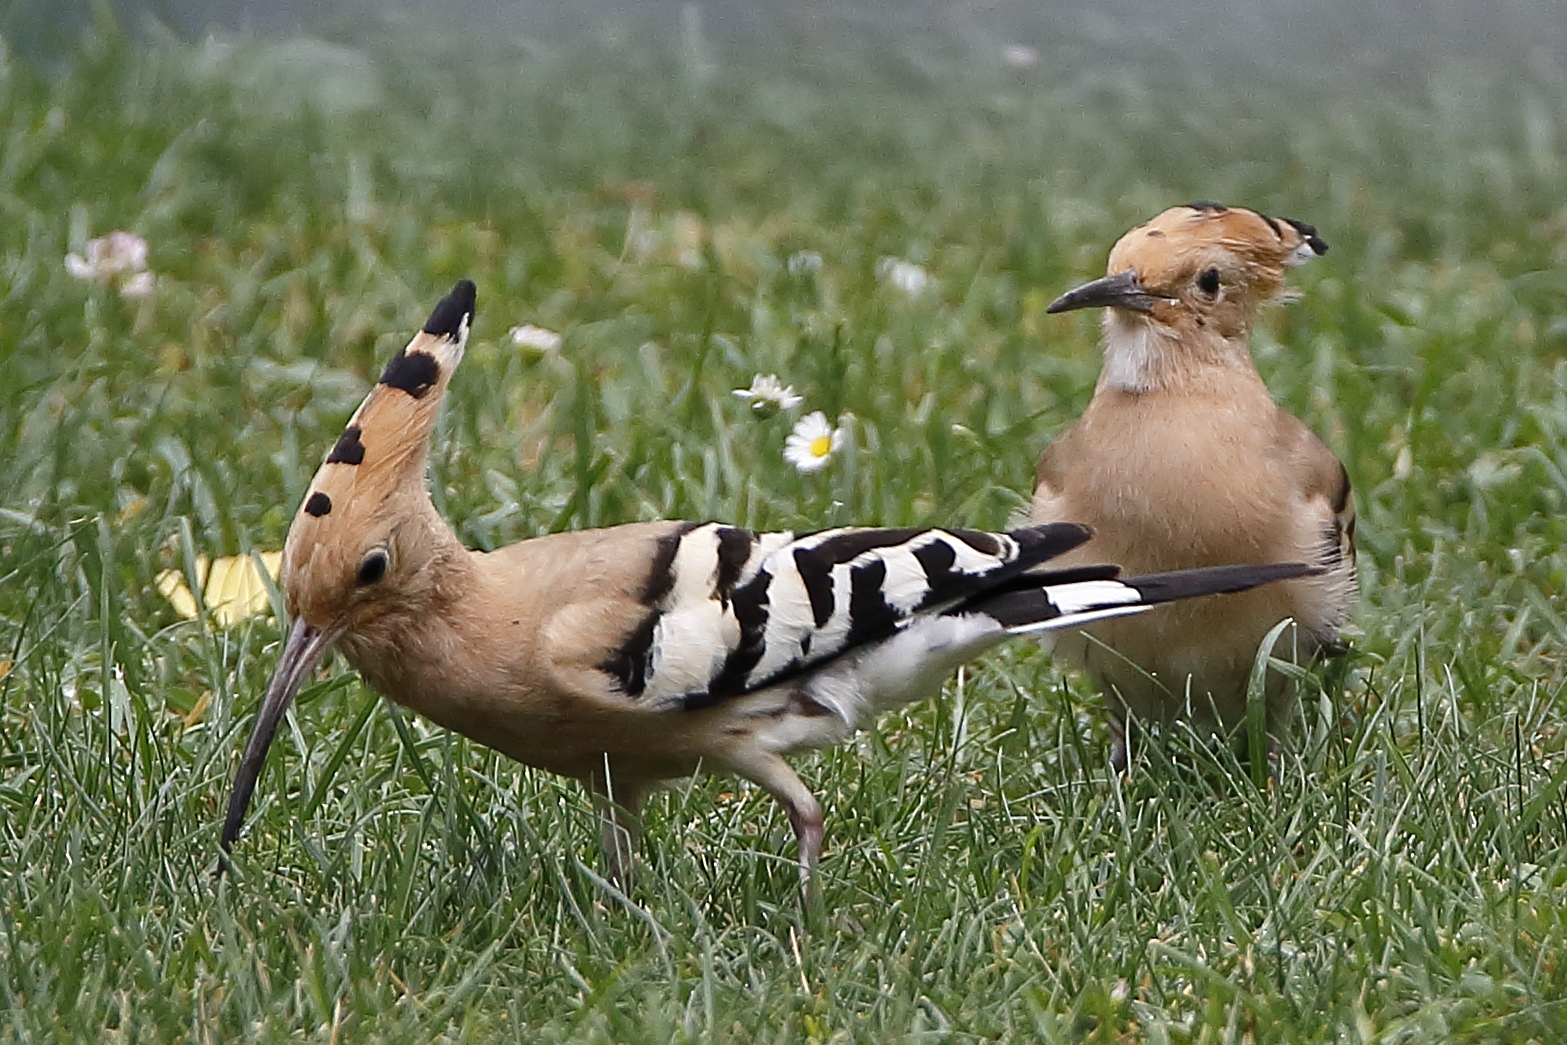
[1034,386,1315,571]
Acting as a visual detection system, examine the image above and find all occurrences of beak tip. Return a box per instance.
[1046,270,1157,316]
[219,616,333,863]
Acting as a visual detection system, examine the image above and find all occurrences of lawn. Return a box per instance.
[3,6,1567,1041]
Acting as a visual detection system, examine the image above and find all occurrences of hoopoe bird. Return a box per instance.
[222,279,1319,884]
[1031,203,1356,768]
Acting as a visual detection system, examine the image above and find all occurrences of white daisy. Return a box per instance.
[508,324,562,354]
[875,256,930,296]
[732,373,803,416]
[784,411,844,472]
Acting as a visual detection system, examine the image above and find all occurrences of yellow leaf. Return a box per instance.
[182,690,212,729]
[155,566,201,620]
[156,552,283,627]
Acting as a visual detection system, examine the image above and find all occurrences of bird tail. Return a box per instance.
[978,562,1322,636]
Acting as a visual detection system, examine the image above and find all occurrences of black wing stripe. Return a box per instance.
[911,539,958,605]
[702,569,774,702]
[843,558,893,650]
[948,529,1002,557]
[1009,522,1094,562]
[653,524,1095,710]
[1120,562,1320,603]
[799,527,925,564]
[598,521,703,697]
[599,613,657,697]
[794,546,836,629]
[977,588,1067,630]
[713,526,754,605]
[644,522,701,605]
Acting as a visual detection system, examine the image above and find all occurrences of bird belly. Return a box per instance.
[1034,420,1336,731]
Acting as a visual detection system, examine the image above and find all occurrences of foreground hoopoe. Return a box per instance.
[223,280,1319,885]
[1031,203,1356,768]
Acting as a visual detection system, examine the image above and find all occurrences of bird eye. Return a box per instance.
[356,550,389,587]
[1198,268,1221,295]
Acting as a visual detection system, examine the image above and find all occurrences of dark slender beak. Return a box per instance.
[1046,269,1164,314]
[221,616,337,856]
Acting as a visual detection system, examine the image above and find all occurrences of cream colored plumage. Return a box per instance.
[1031,203,1356,767]
[222,279,1322,886]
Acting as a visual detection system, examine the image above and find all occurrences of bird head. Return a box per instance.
[1047,202,1327,341]
[222,280,475,854]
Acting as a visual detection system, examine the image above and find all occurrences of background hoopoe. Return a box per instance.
[1031,203,1356,768]
[223,279,1318,884]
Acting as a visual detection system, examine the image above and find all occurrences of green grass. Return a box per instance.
[4,10,1567,1041]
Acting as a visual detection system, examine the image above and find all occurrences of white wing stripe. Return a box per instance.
[1044,579,1143,615]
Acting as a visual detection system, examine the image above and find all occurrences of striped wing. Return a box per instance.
[598,522,1092,710]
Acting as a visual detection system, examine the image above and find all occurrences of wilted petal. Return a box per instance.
[787,250,823,275]
[1001,44,1039,69]
[119,271,155,299]
[875,256,930,296]
[100,230,150,274]
[508,324,562,354]
[64,254,96,280]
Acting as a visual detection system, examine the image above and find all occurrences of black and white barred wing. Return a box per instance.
[599,521,1097,710]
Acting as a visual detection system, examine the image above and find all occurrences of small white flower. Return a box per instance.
[65,230,150,281]
[786,250,823,275]
[875,256,930,296]
[119,271,155,299]
[508,324,562,354]
[1001,43,1039,69]
[784,411,844,472]
[67,230,155,299]
[732,373,803,416]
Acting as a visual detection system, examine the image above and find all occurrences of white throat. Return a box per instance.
[1099,310,1173,394]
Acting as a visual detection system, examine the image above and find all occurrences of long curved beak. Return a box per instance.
[1047,269,1164,314]
[221,616,338,855]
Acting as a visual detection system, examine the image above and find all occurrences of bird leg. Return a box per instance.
[585,769,645,889]
[729,752,824,893]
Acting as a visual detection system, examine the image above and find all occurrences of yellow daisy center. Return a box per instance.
[809,435,832,457]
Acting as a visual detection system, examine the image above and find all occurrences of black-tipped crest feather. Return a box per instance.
[423,279,476,338]
[379,350,441,398]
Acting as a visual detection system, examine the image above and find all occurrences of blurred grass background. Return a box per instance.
[3,1,1567,1040]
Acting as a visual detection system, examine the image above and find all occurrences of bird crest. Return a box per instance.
[279,280,475,628]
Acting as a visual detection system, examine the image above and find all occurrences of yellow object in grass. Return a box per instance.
[156,552,283,627]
